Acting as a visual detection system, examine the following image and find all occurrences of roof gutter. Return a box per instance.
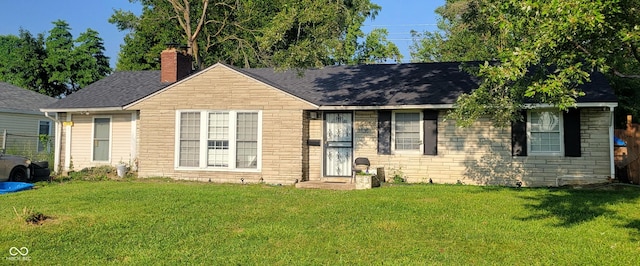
[40,107,124,113]
[317,102,618,110]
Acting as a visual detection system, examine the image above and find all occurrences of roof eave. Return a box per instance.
[0,108,44,115]
[39,107,125,113]
[523,102,618,109]
[316,102,618,110]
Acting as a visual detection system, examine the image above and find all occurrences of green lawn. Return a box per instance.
[1,180,639,265]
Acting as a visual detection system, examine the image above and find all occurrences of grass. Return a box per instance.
[1,179,640,265]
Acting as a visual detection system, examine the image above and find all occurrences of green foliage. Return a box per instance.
[44,20,75,97]
[0,20,111,97]
[410,0,498,63]
[414,0,640,126]
[111,0,398,70]
[388,165,406,183]
[64,165,133,181]
[71,29,111,92]
[354,28,403,64]
[0,30,49,95]
[1,181,639,264]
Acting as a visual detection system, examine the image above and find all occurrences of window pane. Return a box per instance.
[530,111,561,153]
[208,112,228,139]
[180,140,200,167]
[531,111,559,132]
[207,112,229,167]
[93,118,110,161]
[396,132,421,150]
[39,121,50,135]
[237,112,258,141]
[179,112,200,167]
[395,113,420,151]
[236,141,257,168]
[236,112,258,168]
[531,132,562,152]
[38,121,51,152]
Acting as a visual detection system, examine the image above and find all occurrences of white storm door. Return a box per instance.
[324,112,353,177]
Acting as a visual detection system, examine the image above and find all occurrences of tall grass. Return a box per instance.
[1,180,639,265]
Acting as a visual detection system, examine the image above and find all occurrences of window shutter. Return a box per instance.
[423,110,438,155]
[563,108,581,157]
[377,110,392,155]
[511,110,527,156]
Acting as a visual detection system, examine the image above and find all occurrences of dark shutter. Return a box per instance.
[377,110,392,155]
[511,110,528,156]
[563,108,581,157]
[423,110,438,155]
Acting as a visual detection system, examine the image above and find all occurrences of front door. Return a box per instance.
[324,112,353,177]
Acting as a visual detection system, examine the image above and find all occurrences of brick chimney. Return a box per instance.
[161,48,192,83]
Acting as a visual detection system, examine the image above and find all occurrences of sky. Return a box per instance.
[0,0,444,68]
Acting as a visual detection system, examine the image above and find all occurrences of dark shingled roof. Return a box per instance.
[42,62,617,110]
[236,62,617,106]
[43,71,170,110]
[0,82,57,113]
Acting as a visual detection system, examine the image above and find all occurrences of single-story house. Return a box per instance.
[1,82,57,155]
[41,48,618,187]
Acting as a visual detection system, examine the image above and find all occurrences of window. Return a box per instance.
[392,111,422,152]
[93,117,111,161]
[378,110,437,156]
[207,112,229,167]
[236,112,258,169]
[176,110,261,171]
[528,110,563,155]
[179,112,200,167]
[37,120,51,152]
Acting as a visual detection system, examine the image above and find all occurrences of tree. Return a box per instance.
[0,21,110,97]
[0,30,50,95]
[72,29,111,92]
[44,20,75,97]
[111,0,398,70]
[354,28,403,64]
[410,0,498,62]
[413,0,640,127]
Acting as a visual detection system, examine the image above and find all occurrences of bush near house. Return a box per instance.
[1,180,639,264]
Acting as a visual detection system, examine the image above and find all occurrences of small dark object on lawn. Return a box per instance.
[516,181,522,188]
[429,178,433,184]
[26,212,49,225]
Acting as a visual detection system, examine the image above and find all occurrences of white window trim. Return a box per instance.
[391,110,423,154]
[91,116,112,163]
[174,110,262,172]
[527,109,564,156]
[37,120,52,153]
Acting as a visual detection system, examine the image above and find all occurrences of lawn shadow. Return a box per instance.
[517,185,640,227]
[622,219,640,240]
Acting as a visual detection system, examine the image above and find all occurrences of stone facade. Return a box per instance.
[128,65,314,185]
[305,109,612,187]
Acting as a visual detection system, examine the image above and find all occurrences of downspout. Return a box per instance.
[44,112,62,174]
[609,106,616,179]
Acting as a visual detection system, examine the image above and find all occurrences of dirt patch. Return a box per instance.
[25,212,51,225]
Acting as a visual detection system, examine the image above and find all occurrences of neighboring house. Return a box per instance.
[41,48,618,187]
[0,82,57,155]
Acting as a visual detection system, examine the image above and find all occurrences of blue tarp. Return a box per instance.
[614,136,627,147]
[0,182,33,194]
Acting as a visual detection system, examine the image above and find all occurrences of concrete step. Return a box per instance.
[295,181,356,190]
